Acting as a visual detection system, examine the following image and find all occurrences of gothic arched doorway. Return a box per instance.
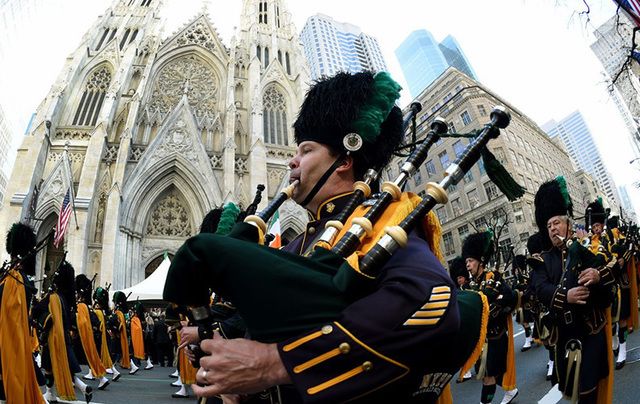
[39,215,65,292]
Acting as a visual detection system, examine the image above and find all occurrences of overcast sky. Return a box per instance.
[1,0,639,213]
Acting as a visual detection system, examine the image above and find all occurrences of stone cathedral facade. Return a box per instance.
[0,0,310,288]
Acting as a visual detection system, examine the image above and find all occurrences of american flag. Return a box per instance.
[614,0,640,27]
[54,188,73,248]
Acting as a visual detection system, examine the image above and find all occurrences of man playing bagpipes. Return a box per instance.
[448,256,473,384]
[32,260,93,403]
[165,71,526,403]
[0,223,46,403]
[531,177,615,403]
[462,231,519,404]
[109,291,136,374]
[511,254,535,352]
[74,274,110,390]
[169,71,467,403]
[92,285,121,380]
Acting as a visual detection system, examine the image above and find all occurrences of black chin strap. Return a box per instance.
[300,153,347,208]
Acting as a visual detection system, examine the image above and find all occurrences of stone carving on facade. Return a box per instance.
[251,84,262,115]
[147,55,219,121]
[172,20,222,54]
[267,166,287,197]
[43,171,65,201]
[235,156,248,174]
[145,191,193,237]
[129,146,146,162]
[265,66,284,83]
[54,127,92,141]
[150,119,198,164]
[266,147,295,160]
[103,143,120,163]
[210,154,222,170]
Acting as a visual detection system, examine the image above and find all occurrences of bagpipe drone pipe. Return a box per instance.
[164,106,518,372]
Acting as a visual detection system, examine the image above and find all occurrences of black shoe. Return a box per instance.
[172,393,190,399]
[615,360,626,370]
[98,380,110,390]
[521,345,531,352]
[84,386,93,403]
[112,373,121,382]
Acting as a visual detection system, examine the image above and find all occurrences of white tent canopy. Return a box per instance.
[110,254,170,301]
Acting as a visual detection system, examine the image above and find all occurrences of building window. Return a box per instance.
[513,202,524,223]
[264,47,270,66]
[453,140,465,157]
[484,182,499,201]
[458,224,469,240]
[436,206,447,223]
[460,110,472,126]
[463,171,474,184]
[443,232,455,255]
[451,198,462,216]
[285,52,291,74]
[259,1,268,24]
[477,105,487,116]
[519,232,530,242]
[474,216,487,230]
[439,150,450,169]
[467,189,479,209]
[449,122,456,133]
[72,65,112,126]
[414,169,423,186]
[262,86,288,145]
[425,159,436,176]
[256,45,262,62]
[477,158,486,175]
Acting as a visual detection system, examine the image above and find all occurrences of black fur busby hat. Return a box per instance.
[5,222,37,275]
[134,300,144,318]
[462,231,494,265]
[585,198,606,226]
[608,215,620,229]
[75,274,93,303]
[53,261,76,310]
[200,207,223,234]
[113,290,128,311]
[93,286,109,309]
[293,71,403,178]
[526,232,547,256]
[534,176,573,244]
[448,256,468,284]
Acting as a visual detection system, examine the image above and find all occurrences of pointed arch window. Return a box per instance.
[119,28,131,50]
[263,86,288,146]
[276,5,281,28]
[278,50,282,65]
[72,66,112,126]
[285,52,291,75]
[264,47,270,67]
[96,28,109,51]
[141,0,153,6]
[256,45,262,62]
[259,1,268,24]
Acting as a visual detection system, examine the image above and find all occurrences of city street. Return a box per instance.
[66,320,640,404]
[451,321,640,403]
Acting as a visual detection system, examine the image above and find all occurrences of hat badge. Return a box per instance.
[343,133,363,152]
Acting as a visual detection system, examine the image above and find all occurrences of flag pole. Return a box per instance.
[64,141,80,230]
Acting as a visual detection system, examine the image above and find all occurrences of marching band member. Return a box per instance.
[462,231,518,404]
[532,177,614,403]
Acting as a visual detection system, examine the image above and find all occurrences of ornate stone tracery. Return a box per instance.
[145,190,193,237]
[147,55,219,121]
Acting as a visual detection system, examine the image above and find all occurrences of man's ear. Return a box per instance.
[335,154,354,173]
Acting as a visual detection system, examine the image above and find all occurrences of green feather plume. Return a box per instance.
[555,176,571,208]
[481,148,526,201]
[351,72,402,144]
[215,203,240,236]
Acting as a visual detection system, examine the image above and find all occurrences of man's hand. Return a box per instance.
[575,228,588,240]
[192,332,291,397]
[567,286,590,304]
[578,268,600,287]
[178,326,200,350]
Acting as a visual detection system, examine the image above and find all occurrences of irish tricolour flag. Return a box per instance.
[268,210,282,248]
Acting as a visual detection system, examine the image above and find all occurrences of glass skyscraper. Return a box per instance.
[542,111,620,209]
[395,29,477,97]
[300,14,388,80]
